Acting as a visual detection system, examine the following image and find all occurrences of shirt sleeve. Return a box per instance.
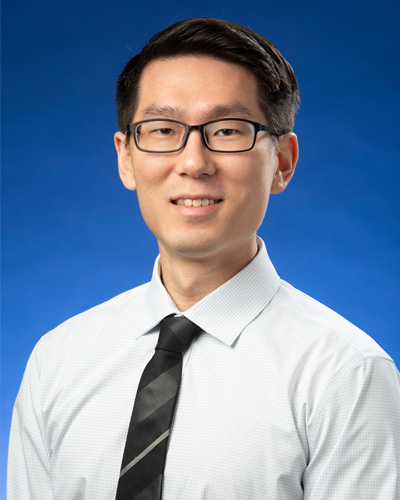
[304,356,400,500]
[7,345,54,500]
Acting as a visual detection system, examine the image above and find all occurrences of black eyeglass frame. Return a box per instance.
[126,118,283,153]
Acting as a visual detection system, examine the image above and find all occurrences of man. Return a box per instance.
[8,17,400,499]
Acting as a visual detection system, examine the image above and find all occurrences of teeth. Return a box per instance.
[176,199,218,206]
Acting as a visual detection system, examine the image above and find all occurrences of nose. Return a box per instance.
[175,129,216,178]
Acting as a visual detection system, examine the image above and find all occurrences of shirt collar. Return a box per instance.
[137,237,280,346]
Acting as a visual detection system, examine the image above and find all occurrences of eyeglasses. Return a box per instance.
[126,118,282,153]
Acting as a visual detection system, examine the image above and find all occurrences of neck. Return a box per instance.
[158,239,258,311]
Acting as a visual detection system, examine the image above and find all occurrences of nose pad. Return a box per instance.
[182,126,206,149]
[176,129,215,177]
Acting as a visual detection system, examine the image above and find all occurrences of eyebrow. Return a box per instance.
[204,104,254,121]
[140,102,255,122]
[141,105,179,119]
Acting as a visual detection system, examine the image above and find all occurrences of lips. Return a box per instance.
[172,198,222,206]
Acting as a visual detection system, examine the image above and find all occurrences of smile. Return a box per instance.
[172,199,222,206]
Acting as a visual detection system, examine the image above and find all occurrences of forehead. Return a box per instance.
[135,56,264,122]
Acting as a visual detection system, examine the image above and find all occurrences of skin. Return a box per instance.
[115,56,298,310]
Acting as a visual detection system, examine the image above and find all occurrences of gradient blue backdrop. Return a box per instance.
[2,0,399,496]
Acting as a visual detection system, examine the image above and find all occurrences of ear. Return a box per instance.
[114,131,137,191]
[271,133,299,194]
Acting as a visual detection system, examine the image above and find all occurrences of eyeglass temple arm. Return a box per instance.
[258,124,283,137]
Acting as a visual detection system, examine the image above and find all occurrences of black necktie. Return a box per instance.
[115,316,201,500]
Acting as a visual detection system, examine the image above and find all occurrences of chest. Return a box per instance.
[45,336,308,499]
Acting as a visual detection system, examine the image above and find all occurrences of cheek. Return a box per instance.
[227,174,269,234]
[235,156,275,199]
[132,171,164,230]
[131,155,170,198]
[234,155,276,222]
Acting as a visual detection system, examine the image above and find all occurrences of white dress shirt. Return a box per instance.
[8,238,400,499]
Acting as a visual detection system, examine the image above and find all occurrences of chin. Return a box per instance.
[160,235,224,259]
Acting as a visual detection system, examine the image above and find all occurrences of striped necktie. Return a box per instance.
[115,315,201,499]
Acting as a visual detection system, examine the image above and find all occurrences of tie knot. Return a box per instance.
[156,316,202,354]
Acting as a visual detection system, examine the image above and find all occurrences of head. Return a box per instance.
[114,18,299,280]
[116,17,300,139]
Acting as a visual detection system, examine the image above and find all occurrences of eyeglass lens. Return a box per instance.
[135,120,256,152]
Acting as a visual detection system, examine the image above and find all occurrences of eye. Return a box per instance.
[152,127,175,135]
[215,128,238,136]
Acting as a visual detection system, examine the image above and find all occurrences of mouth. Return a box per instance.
[171,198,222,207]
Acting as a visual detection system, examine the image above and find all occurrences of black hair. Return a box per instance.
[116,17,299,136]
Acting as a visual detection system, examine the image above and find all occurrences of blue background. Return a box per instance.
[2,0,399,495]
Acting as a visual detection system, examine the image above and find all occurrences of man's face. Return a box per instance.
[115,56,297,265]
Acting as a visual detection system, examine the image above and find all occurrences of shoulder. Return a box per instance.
[32,282,150,364]
[269,279,392,364]
[264,281,399,433]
